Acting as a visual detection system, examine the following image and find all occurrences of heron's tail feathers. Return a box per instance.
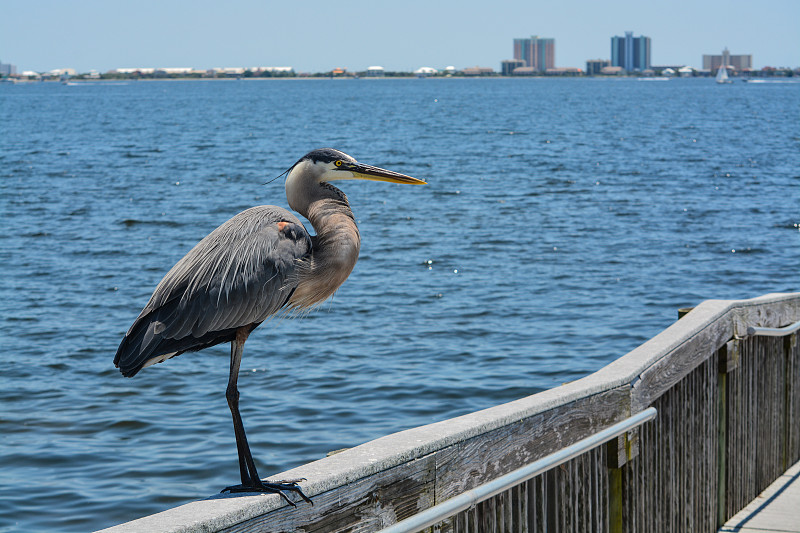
[114,311,241,377]
[114,317,166,377]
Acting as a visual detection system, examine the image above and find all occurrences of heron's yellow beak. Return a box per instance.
[342,162,427,185]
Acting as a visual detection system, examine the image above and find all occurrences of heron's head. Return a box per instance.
[285,148,426,213]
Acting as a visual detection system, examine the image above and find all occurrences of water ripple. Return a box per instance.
[1,78,798,532]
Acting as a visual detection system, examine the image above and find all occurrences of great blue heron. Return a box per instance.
[114,148,426,504]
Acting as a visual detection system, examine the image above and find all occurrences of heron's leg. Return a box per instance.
[225,332,260,486]
[221,330,313,505]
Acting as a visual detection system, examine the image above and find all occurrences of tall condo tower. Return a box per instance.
[703,48,752,70]
[513,36,555,72]
[611,32,651,71]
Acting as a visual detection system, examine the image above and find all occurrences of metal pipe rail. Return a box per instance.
[378,407,658,533]
[747,319,800,337]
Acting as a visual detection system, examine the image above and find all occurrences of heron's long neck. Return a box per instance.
[288,184,361,310]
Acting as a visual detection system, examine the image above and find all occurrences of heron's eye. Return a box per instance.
[334,160,343,167]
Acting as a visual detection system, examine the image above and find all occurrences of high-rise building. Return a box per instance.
[703,48,752,71]
[585,59,610,76]
[0,60,17,76]
[513,36,555,72]
[611,32,651,71]
[501,59,525,76]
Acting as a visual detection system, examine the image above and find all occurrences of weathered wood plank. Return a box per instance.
[100,293,800,533]
[225,387,628,533]
[630,317,730,412]
[434,386,629,503]
[732,295,800,338]
[622,356,719,533]
[631,294,800,412]
[219,453,437,533]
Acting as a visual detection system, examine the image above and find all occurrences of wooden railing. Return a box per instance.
[100,293,800,533]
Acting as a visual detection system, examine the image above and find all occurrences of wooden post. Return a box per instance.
[717,339,739,527]
[608,468,623,533]
[607,428,639,533]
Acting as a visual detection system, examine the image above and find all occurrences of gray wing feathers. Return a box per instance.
[151,206,309,335]
[117,206,311,373]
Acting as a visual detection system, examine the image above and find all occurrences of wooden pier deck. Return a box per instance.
[720,459,800,533]
[100,292,800,533]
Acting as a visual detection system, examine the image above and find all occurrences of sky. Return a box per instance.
[2,0,798,73]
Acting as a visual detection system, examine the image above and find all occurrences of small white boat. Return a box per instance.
[716,65,732,84]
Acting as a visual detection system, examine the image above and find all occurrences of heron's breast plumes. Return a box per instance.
[287,211,360,311]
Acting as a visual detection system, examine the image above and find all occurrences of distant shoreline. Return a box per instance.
[7,76,793,84]
[5,73,798,84]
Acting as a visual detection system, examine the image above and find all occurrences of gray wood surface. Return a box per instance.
[221,388,629,532]
[98,293,800,533]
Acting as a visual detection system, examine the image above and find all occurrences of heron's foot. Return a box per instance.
[221,478,312,506]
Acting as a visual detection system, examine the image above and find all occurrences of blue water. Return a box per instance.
[1,78,798,532]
